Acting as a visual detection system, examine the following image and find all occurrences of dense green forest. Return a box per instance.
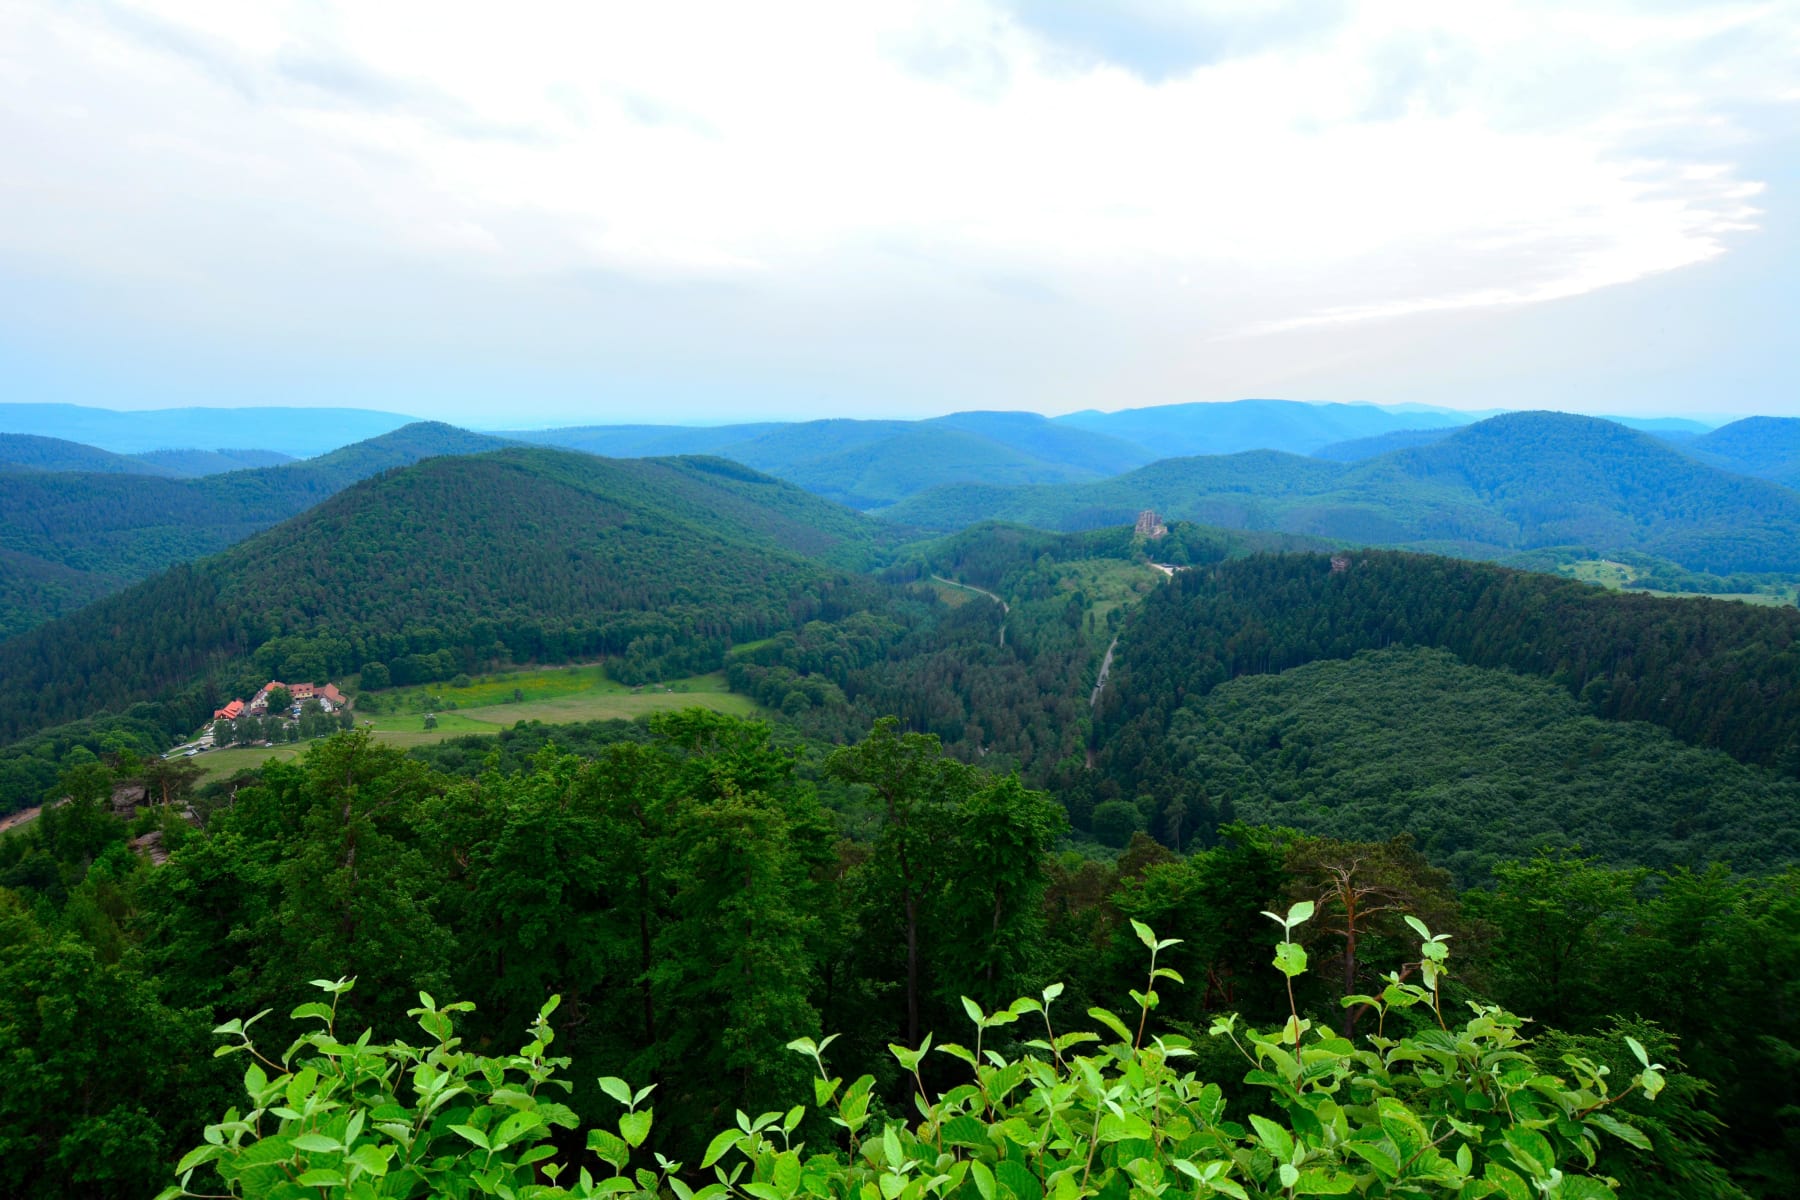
[721,523,1325,783]
[1684,417,1800,488]
[0,423,513,635]
[1152,646,1799,880]
[4,440,1800,1194]
[1,714,1790,1197]
[0,433,180,475]
[885,412,1800,577]
[513,412,1155,510]
[0,449,899,781]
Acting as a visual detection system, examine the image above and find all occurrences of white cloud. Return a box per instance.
[0,0,1795,416]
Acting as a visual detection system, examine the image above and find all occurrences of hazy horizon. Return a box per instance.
[3,2,1796,423]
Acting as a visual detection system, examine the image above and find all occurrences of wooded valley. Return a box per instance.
[2,409,1799,1197]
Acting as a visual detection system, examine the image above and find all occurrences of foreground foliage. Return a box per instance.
[161,915,1662,1200]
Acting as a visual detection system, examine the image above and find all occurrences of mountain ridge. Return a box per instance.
[885,411,1800,575]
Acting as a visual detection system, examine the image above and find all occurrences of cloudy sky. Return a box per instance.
[2,0,1796,424]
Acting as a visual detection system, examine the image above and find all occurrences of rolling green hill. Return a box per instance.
[1683,416,1800,489]
[1089,550,1800,872]
[1158,645,1798,881]
[1052,398,1474,456]
[0,433,178,476]
[0,401,416,455]
[1310,427,1454,461]
[130,447,296,476]
[0,448,892,758]
[509,411,1157,508]
[888,411,1800,575]
[0,423,514,636]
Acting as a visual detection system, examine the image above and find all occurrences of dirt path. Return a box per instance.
[1090,635,1119,709]
[0,802,46,835]
[932,574,1009,612]
[932,574,1010,645]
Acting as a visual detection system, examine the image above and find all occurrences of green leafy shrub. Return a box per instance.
[161,913,1661,1199]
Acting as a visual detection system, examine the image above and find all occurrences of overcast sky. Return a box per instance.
[2,0,1796,424]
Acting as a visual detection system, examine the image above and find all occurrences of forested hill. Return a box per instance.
[886,411,1800,575]
[1100,550,1800,770]
[0,422,514,637]
[511,411,1156,508]
[0,433,178,475]
[0,448,891,750]
[1684,416,1800,489]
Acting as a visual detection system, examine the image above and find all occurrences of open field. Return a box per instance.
[1566,559,1799,607]
[193,671,759,781]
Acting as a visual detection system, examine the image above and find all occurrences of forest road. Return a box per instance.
[1091,636,1119,710]
[932,575,1010,645]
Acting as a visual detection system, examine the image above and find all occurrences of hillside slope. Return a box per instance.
[0,402,415,455]
[0,434,178,476]
[1311,427,1455,461]
[1165,646,1798,880]
[887,412,1800,575]
[0,423,515,635]
[0,448,890,749]
[1053,398,1473,456]
[131,448,296,476]
[1089,551,1800,876]
[511,412,1157,507]
[1683,417,1800,489]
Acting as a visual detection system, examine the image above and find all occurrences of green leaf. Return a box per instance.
[1086,1006,1135,1043]
[701,1129,742,1169]
[1286,900,1315,926]
[1272,941,1308,978]
[1589,1113,1651,1151]
[1625,1036,1650,1068]
[1344,1142,1398,1181]
[1293,1168,1356,1195]
[1403,915,1432,942]
[1130,918,1157,950]
[1041,982,1064,1004]
[996,1159,1043,1200]
[773,1151,802,1199]
[587,1127,629,1169]
[295,1169,346,1187]
[348,1144,391,1177]
[970,1160,996,1200]
[619,1109,653,1148]
[882,1122,903,1170]
[1248,1115,1294,1163]
[962,996,985,1028]
[450,1125,491,1152]
[291,1133,341,1154]
[598,1076,633,1107]
[175,1144,223,1174]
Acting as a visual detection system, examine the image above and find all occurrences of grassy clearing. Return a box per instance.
[1565,559,1798,607]
[928,581,975,607]
[1056,558,1165,643]
[363,662,622,713]
[195,743,308,782]
[191,672,761,780]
